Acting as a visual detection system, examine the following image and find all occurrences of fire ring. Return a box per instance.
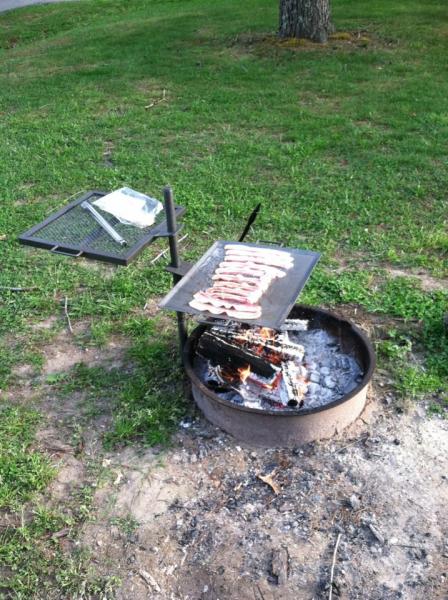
[183,305,375,447]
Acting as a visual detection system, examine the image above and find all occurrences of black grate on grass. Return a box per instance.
[19,191,184,266]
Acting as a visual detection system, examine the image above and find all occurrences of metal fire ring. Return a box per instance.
[183,304,376,447]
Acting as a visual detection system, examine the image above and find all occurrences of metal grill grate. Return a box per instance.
[19,190,185,265]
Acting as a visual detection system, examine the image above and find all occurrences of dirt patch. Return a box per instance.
[6,308,446,599]
[109,448,194,524]
[331,255,447,292]
[41,331,128,376]
[75,394,447,600]
[225,29,386,60]
[32,315,59,330]
[383,266,447,292]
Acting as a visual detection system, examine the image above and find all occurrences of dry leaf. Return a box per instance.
[257,473,281,495]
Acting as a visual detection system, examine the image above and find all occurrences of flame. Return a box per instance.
[258,327,275,340]
[238,364,251,383]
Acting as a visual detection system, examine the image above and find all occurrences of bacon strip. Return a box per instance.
[190,297,261,319]
[218,261,287,279]
[208,286,263,304]
[212,274,269,289]
[224,252,293,269]
[189,299,227,315]
[193,291,260,313]
[210,278,266,292]
[224,244,291,259]
[189,245,294,320]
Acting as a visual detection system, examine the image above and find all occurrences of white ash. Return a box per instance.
[279,318,309,331]
[291,328,363,410]
[194,322,363,412]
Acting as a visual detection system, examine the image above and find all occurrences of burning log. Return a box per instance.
[198,323,312,409]
[197,330,278,377]
[280,361,308,407]
[204,325,304,361]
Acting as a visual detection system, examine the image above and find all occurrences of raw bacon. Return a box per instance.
[224,256,293,270]
[193,291,260,313]
[224,244,290,258]
[189,299,227,315]
[218,261,287,279]
[212,274,269,289]
[224,252,293,269]
[188,244,294,320]
[190,297,261,319]
[227,307,262,319]
[210,278,266,292]
[208,286,263,304]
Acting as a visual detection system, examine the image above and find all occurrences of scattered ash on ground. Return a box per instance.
[79,395,447,600]
[11,311,446,599]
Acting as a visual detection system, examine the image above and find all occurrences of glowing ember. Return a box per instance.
[238,364,251,382]
[197,321,364,412]
[259,327,276,340]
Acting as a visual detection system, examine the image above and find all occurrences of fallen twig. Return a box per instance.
[391,542,425,550]
[150,233,188,264]
[0,286,38,292]
[336,433,369,454]
[256,584,266,600]
[64,189,84,202]
[145,89,167,109]
[51,527,71,540]
[271,547,289,585]
[138,569,161,592]
[368,523,385,544]
[328,533,342,600]
[64,296,73,335]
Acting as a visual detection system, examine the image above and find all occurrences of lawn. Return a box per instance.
[0,0,447,596]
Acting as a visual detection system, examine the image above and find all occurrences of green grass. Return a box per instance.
[105,332,187,447]
[0,0,446,415]
[0,0,445,425]
[1,506,120,599]
[0,405,120,599]
[0,0,446,389]
[0,1,447,593]
[0,406,53,510]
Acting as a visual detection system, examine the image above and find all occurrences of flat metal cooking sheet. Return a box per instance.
[159,241,320,329]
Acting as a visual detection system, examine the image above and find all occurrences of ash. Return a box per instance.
[289,328,363,409]
[195,321,363,412]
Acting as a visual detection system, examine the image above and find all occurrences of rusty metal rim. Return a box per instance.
[183,304,376,417]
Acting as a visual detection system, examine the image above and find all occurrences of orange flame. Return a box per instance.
[238,364,251,383]
[258,327,275,340]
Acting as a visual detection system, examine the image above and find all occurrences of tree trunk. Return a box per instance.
[279,0,333,43]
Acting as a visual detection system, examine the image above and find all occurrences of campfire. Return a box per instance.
[195,318,364,413]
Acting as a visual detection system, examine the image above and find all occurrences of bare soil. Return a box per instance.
[78,400,447,600]
[9,315,448,600]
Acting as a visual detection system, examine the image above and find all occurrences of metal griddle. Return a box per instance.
[159,241,320,329]
[19,190,185,266]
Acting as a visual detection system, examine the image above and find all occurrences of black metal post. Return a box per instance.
[239,203,261,243]
[163,186,188,357]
